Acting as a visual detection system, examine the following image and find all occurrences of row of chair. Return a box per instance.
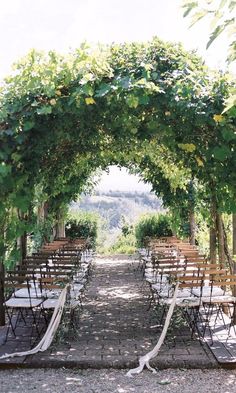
[140,236,236,343]
[3,237,93,341]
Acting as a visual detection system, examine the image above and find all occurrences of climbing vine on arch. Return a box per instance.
[0,37,235,268]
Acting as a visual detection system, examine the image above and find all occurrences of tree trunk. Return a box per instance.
[222,220,234,273]
[37,203,45,223]
[0,262,5,326]
[17,209,28,266]
[189,209,196,245]
[233,213,236,322]
[187,180,196,246]
[38,201,51,244]
[0,207,7,326]
[232,259,236,325]
[44,202,49,220]
[233,213,236,256]
[209,227,217,264]
[216,212,225,268]
[54,218,65,239]
[20,232,27,264]
[57,220,65,238]
[209,194,217,264]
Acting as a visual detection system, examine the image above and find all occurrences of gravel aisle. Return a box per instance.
[0,368,236,393]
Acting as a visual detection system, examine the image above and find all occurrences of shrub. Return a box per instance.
[65,211,98,248]
[107,232,136,255]
[135,213,173,247]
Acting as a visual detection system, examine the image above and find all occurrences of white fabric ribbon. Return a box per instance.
[0,284,69,360]
[127,282,179,377]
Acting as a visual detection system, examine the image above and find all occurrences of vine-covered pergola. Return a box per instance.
[0,38,235,324]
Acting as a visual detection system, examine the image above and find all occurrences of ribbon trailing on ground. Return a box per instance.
[0,284,69,360]
[126,282,179,377]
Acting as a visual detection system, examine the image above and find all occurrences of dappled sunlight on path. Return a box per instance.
[54,255,215,368]
[0,255,217,369]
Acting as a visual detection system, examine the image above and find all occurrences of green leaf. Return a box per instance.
[147,120,157,131]
[219,0,227,9]
[0,163,11,176]
[16,134,26,144]
[139,94,149,105]
[11,153,21,162]
[2,129,14,136]
[212,145,231,161]
[206,19,234,49]
[229,1,236,12]
[36,105,52,115]
[119,76,132,89]
[0,108,8,122]
[11,195,31,212]
[189,10,208,28]
[126,95,139,108]
[178,143,196,153]
[23,120,35,131]
[130,127,138,134]
[81,84,94,96]
[95,83,111,97]
[80,73,94,84]
[31,100,39,107]
[151,71,158,80]
[221,128,236,141]
[222,93,236,113]
[182,2,198,18]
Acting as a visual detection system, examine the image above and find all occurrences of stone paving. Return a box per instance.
[0,255,218,369]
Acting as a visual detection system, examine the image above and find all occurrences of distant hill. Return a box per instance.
[70,190,163,229]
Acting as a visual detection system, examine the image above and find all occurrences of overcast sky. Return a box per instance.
[0,0,232,78]
[0,0,233,191]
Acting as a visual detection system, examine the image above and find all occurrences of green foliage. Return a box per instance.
[182,0,236,112]
[169,208,190,239]
[102,232,136,255]
[121,222,133,237]
[78,191,162,230]
[0,38,235,264]
[65,211,99,247]
[77,191,162,254]
[29,218,54,253]
[135,213,173,247]
[4,247,21,270]
[182,0,236,61]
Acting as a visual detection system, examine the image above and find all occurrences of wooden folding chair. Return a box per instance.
[4,274,44,339]
[37,277,67,323]
[200,274,236,343]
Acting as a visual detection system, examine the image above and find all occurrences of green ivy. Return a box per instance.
[0,38,235,263]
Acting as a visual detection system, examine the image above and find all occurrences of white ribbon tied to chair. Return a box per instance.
[0,284,69,360]
[126,281,179,377]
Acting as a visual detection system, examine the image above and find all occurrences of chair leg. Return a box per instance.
[5,307,23,339]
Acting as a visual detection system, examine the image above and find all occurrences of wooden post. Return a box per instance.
[0,262,5,326]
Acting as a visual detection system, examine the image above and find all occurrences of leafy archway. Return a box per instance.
[0,38,235,296]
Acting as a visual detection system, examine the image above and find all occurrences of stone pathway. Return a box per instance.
[0,255,217,369]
